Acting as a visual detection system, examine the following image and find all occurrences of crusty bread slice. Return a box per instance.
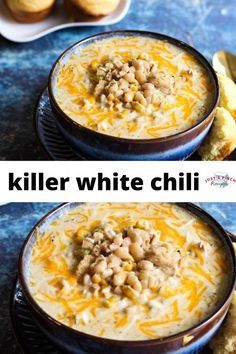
[210,243,236,353]
[69,0,120,16]
[5,0,56,23]
[199,107,236,161]
[218,73,236,120]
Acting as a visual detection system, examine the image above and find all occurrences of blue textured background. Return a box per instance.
[0,202,236,353]
[1,0,236,159]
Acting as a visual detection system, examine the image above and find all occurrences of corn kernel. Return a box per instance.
[65,229,73,238]
[135,220,149,230]
[138,53,149,60]
[132,102,145,113]
[101,55,109,62]
[122,286,138,304]
[89,220,100,232]
[76,227,89,244]
[90,60,99,72]
[108,94,115,102]
[50,220,59,226]
[123,261,133,271]
[92,274,101,284]
[104,297,116,308]
[130,84,138,92]
[89,96,95,104]
[118,111,129,119]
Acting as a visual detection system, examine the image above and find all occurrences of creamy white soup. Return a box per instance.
[29,203,229,340]
[55,36,213,139]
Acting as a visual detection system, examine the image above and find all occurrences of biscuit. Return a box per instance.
[210,243,236,354]
[198,107,236,161]
[217,73,236,120]
[67,0,120,17]
[210,243,236,353]
[5,0,56,23]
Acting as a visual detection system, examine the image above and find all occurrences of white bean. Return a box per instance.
[93,231,104,241]
[142,83,155,91]
[122,237,131,247]
[127,273,142,292]
[107,254,121,268]
[118,78,129,90]
[108,81,118,94]
[135,70,147,84]
[114,247,130,260]
[127,229,142,244]
[94,260,107,273]
[123,73,136,83]
[134,92,147,106]
[113,272,127,286]
[102,287,111,299]
[138,260,153,270]
[113,266,122,274]
[129,243,144,261]
[83,274,91,286]
[103,268,113,278]
[124,92,134,103]
[132,59,143,70]
[114,286,122,295]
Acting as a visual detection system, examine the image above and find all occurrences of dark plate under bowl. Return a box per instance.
[48,30,219,161]
[11,280,60,354]
[18,203,235,354]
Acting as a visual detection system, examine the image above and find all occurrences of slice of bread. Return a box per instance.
[5,0,56,23]
[209,243,236,353]
[69,0,120,16]
[199,107,236,161]
[218,73,236,120]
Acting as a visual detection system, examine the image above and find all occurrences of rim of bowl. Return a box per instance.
[18,202,236,347]
[48,30,220,145]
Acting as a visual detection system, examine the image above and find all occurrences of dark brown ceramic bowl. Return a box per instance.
[48,31,219,161]
[19,203,236,354]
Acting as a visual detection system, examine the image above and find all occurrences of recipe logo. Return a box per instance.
[205,172,236,188]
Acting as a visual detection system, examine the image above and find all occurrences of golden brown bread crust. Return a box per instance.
[65,0,120,18]
[210,245,236,353]
[64,0,103,21]
[4,0,56,23]
[210,293,236,354]
[198,107,236,161]
[217,73,236,121]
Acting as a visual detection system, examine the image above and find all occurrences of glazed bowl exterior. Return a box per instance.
[19,203,236,354]
[48,31,219,161]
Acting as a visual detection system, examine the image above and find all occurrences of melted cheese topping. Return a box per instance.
[29,203,229,340]
[55,36,213,139]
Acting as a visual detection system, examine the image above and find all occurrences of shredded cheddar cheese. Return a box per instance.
[29,203,229,341]
[55,36,213,139]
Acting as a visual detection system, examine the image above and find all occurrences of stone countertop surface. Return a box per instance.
[0,202,235,353]
[0,0,236,160]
